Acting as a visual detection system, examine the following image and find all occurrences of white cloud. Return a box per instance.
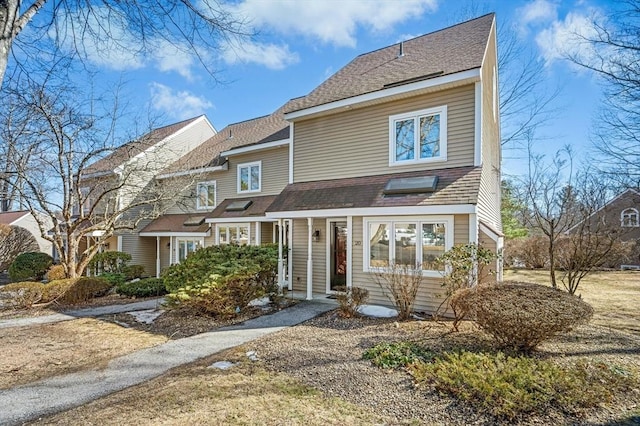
[153,40,196,80]
[518,0,558,27]
[149,83,213,120]
[229,0,438,48]
[220,38,298,69]
[535,11,600,66]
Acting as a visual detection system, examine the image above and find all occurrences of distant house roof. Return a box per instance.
[267,166,481,213]
[206,195,279,221]
[284,13,494,114]
[139,214,210,236]
[0,211,30,225]
[159,102,292,175]
[84,115,205,176]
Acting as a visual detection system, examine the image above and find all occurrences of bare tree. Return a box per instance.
[0,224,39,270]
[0,0,247,88]
[2,71,198,278]
[564,1,640,183]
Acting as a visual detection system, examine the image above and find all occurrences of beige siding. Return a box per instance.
[477,22,502,232]
[454,214,470,245]
[479,229,499,282]
[291,219,308,292]
[261,223,275,244]
[293,85,476,182]
[120,231,156,276]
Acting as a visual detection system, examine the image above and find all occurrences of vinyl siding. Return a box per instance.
[293,85,476,182]
[479,228,499,280]
[120,230,157,276]
[477,22,502,232]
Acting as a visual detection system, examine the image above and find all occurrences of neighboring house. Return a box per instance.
[265,13,503,312]
[77,115,217,273]
[138,105,291,277]
[0,210,53,255]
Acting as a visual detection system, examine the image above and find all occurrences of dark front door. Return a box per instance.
[330,221,347,290]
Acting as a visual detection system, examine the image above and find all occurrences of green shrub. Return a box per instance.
[409,351,635,420]
[98,272,127,287]
[87,251,131,274]
[116,278,167,298]
[45,265,67,281]
[44,277,113,305]
[123,264,145,280]
[363,342,435,369]
[452,281,593,352]
[0,281,45,308]
[8,252,53,282]
[335,286,369,318]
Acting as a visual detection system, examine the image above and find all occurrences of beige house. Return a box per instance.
[0,211,53,256]
[265,13,503,312]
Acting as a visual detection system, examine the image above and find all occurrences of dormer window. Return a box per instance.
[238,161,261,193]
[621,208,639,227]
[389,106,447,166]
[196,181,216,210]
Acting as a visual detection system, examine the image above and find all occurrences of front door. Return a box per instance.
[330,221,347,290]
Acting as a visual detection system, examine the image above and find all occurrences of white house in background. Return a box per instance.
[0,210,53,255]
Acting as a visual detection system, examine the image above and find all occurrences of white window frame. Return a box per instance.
[237,161,262,193]
[388,106,447,166]
[621,208,639,227]
[196,180,216,210]
[363,216,454,277]
[216,223,251,245]
[175,238,203,263]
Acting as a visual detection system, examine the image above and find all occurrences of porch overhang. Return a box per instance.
[205,195,279,224]
[138,214,210,237]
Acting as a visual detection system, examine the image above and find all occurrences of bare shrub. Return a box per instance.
[0,224,39,271]
[44,277,114,305]
[0,281,44,309]
[453,281,593,352]
[504,236,548,269]
[334,286,369,318]
[370,262,424,320]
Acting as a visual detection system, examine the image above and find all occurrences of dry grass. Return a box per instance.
[504,270,640,336]
[30,347,388,426]
[0,318,167,389]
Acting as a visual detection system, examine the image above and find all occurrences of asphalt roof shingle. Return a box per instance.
[139,214,210,234]
[208,195,279,220]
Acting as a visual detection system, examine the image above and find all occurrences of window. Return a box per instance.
[621,208,639,227]
[177,239,202,262]
[238,161,261,193]
[196,181,216,210]
[217,224,250,245]
[365,217,452,276]
[389,106,447,165]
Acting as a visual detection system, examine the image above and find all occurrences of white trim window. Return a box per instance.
[389,106,447,165]
[176,238,203,262]
[238,161,261,193]
[364,216,453,277]
[196,181,216,210]
[217,223,250,245]
[621,208,639,227]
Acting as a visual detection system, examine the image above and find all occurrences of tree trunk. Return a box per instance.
[0,0,18,88]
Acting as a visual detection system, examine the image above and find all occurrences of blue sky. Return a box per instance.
[37,0,619,177]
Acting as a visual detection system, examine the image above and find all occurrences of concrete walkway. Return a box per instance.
[0,298,165,329]
[0,300,335,425]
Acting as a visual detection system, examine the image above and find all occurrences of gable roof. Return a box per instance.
[84,115,205,176]
[285,13,494,115]
[0,211,30,225]
[159,102,292,176]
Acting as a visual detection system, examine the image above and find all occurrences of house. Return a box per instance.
[264,13,503,312]
[75,115,216,273]
[0,210,52,255]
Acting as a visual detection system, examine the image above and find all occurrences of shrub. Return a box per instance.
[116,278,167,298]
[363,342,435,369]
[452,281,593,352]
[87,251,132,274]
[0,224,39,271]
[123,264,145,280]
[369,262,424,320]
[334,286,369,318]
[8,252,53,282]
[44,277,114,305]
[410,351,635,420]
[98,272,127,287]
[0,281,45,309]
[45,265,67,281]
[504,236,549,269]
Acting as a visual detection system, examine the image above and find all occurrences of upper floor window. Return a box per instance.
[238,161,261,193]
[389,106,447,166]
[621,208,639,227]
[196,181,216,210]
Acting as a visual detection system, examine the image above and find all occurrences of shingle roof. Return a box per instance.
[139,214,210,234]
[0,211,29,225]
[84,116,204,175]
[160,103,292,175]
[267,166,481,213]
[207,195,279,220]
[285,13,494,114]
